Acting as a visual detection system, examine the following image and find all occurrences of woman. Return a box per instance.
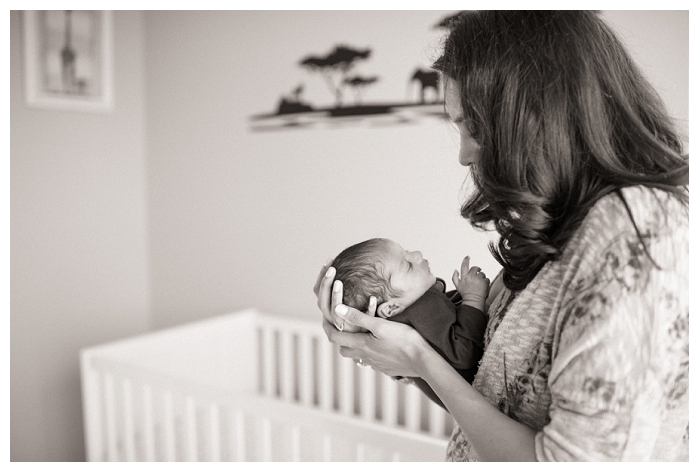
[314,11,688,461]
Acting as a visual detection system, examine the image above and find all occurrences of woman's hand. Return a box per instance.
[322,303,433,378]
[313,260,367,333]
[313,259,339,325]
[314,259,434,376]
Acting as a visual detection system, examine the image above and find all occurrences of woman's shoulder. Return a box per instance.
[576,185,687,245]
[617,185,687,223]
[558,185,688,282]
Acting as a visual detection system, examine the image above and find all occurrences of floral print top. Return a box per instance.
[446,186,689,461]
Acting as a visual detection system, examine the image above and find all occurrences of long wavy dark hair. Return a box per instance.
[434,11,689,291]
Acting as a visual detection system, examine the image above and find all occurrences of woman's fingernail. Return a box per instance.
[335,305,348,317]
[333,280,341,292]
[369,296,376,307]
[325,266,335,277]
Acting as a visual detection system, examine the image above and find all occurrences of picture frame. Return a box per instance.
[23,10,113,113]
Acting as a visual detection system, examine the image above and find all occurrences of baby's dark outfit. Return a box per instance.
[389,279,487,409]
[390,279,487,382]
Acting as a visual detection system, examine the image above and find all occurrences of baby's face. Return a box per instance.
[382,240,437,308]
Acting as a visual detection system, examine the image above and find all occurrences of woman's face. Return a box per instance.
[445,77,480,167]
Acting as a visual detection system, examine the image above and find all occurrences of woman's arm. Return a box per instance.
[406,377,447,410]
[414,339,537,461]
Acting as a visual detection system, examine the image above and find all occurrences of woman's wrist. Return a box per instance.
[412,335,444,379]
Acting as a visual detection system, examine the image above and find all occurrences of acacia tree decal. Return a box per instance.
[344,75,379,104]
[300,45,371,107]
[435,11,463,28]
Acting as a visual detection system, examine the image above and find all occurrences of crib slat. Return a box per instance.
[80,361,104,462]
[185,396,198,461]
[290,425,301,461]
[360,367,375,422]
[234,411,246,461]
[445,414,455,437]
[209,404,221,461]
[163,391,176,461]
[260,417,273,461]
[142,385,156,461]
[322,434,332,462]
[405,385,422,432]
[382,376,398,427]
[356,442,366,462]
[279,331,294,401]
[428,401,447,438]
[262,328,276,397]
[339,357,353,416]
[319,341,334,411]
[298,334,313,407]
[122,379,136,461]
[103,373,118,461]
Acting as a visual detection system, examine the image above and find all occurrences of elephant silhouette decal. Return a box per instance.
[411,69,440,104]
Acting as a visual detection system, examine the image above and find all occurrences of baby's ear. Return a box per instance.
[377,300,405,318]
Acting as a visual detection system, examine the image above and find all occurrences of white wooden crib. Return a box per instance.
[80,309,455,461]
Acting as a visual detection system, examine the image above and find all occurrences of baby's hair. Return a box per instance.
[331,238,403,312]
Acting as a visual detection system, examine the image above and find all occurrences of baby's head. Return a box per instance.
[331,238,437,318]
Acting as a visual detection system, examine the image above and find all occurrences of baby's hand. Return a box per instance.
[452,256,490,307]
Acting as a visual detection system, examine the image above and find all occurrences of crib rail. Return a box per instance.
[81,309,455,461]
[82,358,448,461]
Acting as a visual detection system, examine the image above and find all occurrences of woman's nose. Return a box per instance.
[459,135,480,167]
[459,147,473,166]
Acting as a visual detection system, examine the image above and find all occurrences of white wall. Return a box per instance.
[144,10,689,330]
[602,10,689,149]
[144,10,497,329]
[10,11,150,461]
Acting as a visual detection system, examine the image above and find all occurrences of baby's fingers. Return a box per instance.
[460,256,471,276]
[452,269,460,288]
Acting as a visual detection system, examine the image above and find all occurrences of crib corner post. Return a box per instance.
[80,350,104,462]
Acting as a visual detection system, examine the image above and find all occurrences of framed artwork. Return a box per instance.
[23,10,113,113]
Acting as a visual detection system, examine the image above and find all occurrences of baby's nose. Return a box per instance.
[411,251,423,262]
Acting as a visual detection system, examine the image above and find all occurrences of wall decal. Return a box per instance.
[249,13,461,132]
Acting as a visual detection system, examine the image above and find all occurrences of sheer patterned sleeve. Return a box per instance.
[534,226,689,461]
